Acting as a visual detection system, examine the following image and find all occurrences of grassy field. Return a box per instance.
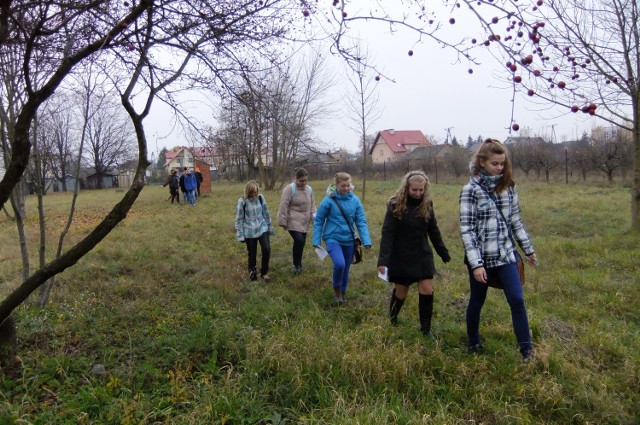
[0,179,638,424]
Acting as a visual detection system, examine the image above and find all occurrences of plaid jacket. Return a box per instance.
[235,194,273,241]
[459,175,534,270]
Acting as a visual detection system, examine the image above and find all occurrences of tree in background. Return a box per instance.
[343,45,382,202]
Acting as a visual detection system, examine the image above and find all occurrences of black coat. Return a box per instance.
[377,197,450,284]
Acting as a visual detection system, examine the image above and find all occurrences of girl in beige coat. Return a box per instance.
[278,168,317,274]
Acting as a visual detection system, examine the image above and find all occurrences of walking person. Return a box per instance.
[278,168,316,275]
[183,168,198,206]
[313,172,371,305]
[377,171,451,339]
[235,180,275,282]
[163,169,180,204]
[195,167,203,197]
[460,138,538,363]
[179,167,188,205]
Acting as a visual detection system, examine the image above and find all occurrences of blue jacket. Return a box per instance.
[312,184,371,248]
[184,172,198,191]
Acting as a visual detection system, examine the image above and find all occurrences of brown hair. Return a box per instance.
[390,170,432,220]
[470,138,515,193]
[243,180,259,201]
[295,168,308,179]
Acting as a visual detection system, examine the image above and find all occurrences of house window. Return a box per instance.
[177,159,182,166]
[379,149,384,157]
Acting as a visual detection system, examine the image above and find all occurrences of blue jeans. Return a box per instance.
[466,262,532,351]
[326,242,355,294]
[186,190,196,205]
[288,231,307,268]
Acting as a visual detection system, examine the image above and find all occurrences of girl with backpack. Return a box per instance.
[235,180,275,282]
[277,168,316,275]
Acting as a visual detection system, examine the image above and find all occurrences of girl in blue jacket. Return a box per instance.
[313,172,371,304]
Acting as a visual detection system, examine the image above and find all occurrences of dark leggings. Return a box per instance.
[245,232,271,275]
[288,230,307,268]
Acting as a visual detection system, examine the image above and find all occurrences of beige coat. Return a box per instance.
[278,183,316,233]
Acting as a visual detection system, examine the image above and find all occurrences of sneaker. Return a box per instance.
[291,265,302,275]
[468,342,485,354]
[249,269,258,281]
[261,274,272,282]
[521,348,534,363]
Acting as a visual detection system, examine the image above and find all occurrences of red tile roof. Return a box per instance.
[370,130,431,154]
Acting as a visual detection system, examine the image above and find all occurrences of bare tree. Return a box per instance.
[343,45,382,201]
[447,0,640,229]
[83,92,134,188]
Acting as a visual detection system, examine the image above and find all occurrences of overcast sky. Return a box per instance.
[146,2,601,157]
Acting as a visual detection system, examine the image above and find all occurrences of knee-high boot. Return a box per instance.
[389,288,405,326]
[419,293,435,338]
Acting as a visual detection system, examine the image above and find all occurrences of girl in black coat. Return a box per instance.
[377,171,451,338]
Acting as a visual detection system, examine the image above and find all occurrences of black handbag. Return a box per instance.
[331,197,363,264]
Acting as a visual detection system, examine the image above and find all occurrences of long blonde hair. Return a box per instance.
[470,139,515,193]
[390,170,431,220]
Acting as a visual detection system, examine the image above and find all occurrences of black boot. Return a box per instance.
[419,293,435,339]
[389,288,405,326]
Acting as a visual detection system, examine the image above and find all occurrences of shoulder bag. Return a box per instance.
[331,197,362,264]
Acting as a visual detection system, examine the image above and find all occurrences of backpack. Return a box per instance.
[289,182,312,197]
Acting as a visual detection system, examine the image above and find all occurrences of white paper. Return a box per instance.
[378,267,388,282]
[315,246,328,261]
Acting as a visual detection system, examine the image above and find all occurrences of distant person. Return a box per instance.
[179,167,187,205]
[460,138,538,363]
[195,167,204,196]
[235,180,275,282]
[313,172,371,305]
[183,168,198,206]
[278,168,316,275]
[162,169,180,204]
[377,171,451,339]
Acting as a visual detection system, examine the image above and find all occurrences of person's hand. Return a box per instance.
[472,267,487,284]
[377,266,386,274]
[238,239,245,243]
[526,253,538,266]
[441,254,451,263]
[365,245,372,250]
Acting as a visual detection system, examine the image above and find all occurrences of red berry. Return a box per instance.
[571,105,579,113]
[512,123,520,131]
[468,69,474,74]
[537,0,543,5]
[303,9,310,17]
[514,75,522,83]
[557,81,566,89]
[408,50,414,56]
[533,69,541,76]
[527,89,535,96]
[375,75,380,81]
[449,18,456,24]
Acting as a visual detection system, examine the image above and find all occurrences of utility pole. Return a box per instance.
[550,124,557,143]
[444,127,454,144]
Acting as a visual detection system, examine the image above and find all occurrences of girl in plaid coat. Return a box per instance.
[459,139,538,363]
[236,180,275,282]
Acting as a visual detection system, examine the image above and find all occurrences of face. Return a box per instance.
[336,179,351,195]
[296,176,307,188]
[407,179,426,199]
[480,153,506,176]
